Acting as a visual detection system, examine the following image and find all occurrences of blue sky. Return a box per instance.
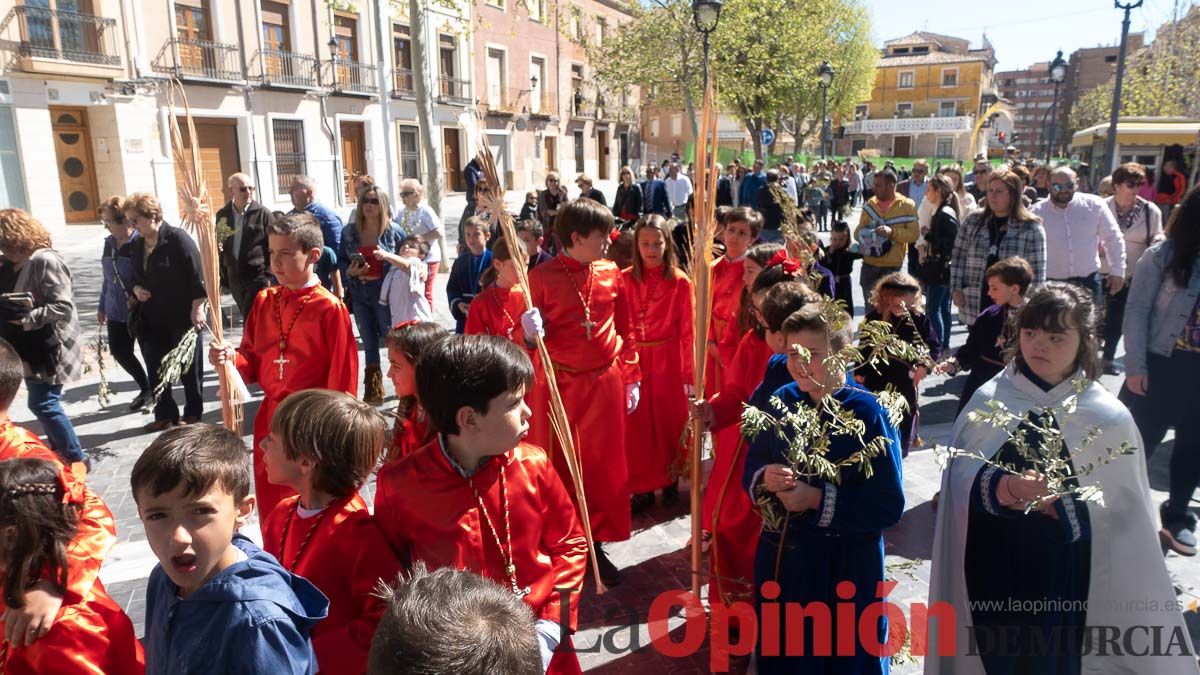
[865,0,1191,72]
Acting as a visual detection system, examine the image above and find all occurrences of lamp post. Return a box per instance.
[1045,50,1067,163]
[818,60,834,159]
[1103,0,1144,176]
[692,0,722,92]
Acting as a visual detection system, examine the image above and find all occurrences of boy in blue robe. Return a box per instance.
[743,303,905,675]
[447,216,493,333]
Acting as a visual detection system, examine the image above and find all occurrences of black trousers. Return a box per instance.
[1122,351,1200,522]
[140,324,204,422]
[107,321,148,394]
[1101,283,1129,362]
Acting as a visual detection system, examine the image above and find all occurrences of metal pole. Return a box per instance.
[820,85,828,159]
[1046,80,1061,164]
[1103,0,1143,176]
[702,34,710,99]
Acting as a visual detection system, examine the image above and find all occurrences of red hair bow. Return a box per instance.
[58,464,86,506]
[766,249,802,275]
[608,229,621,243]
[392,319,421,331]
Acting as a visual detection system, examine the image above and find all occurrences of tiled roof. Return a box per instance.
[879,51,991,67]
[885,31,964,47]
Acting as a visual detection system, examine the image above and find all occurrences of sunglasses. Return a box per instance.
[1049,183,1075,192]
[237,186,253,193]
[399,191,416,197]
[362,197,380,205]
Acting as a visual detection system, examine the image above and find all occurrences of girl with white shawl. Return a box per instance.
[926,282,1197,675]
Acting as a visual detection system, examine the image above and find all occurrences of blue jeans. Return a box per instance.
[757,228,784,244]
[1058,272,1103,312]
[349,279,390,366]
[926,283,953,351]
[25,378,84,463]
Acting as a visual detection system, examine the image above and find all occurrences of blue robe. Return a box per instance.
[446,249,493,333]
[744,383,905,675]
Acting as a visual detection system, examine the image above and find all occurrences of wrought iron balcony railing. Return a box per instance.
[153,38,242,82]
[328,58,377,95]
[251,48,318,89]
[6,5,121,66]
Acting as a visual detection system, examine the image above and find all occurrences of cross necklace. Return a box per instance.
[560,257,596,340]
[470,466,531,598]
[273,288,317,381]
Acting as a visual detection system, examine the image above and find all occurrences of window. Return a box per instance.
[393,24,413,93]
[486,48,506,109]
[671,113,682,136]
[649,116,660,137]
[936,137,954,158]
[397,126,419,179]
[938,101,957,117]
[851,139,867,154]
[893,47,910,55]
[261,0,291,51]
[897,71,914,88]
[896,103,913,118]
[573,130,584,173]
[595,18,606,47]
[569,9,582,41]
[853,104,868,120]
[527,0,545,22]
[0,106,28,211]
[333,14,358,62]
[530,56,546,113]
[272,119,306,193]
[941,69,957,87]
[487,0,505,8]
[912,46,928,54]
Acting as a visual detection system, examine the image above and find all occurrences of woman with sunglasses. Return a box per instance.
[340,186,406,404]
[1100,162,1165,375]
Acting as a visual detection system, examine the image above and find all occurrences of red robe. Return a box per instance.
[388,408,433,463]
[234,283,359,515]
[707,256,745,396]
[701,330,770,606]
[621,266,694,493]
[464,283,550,452]
[528,255,640,542]
[262,493,401,675]
[0,421,115,608]
[0,577,144,675]
[374,440,588,675]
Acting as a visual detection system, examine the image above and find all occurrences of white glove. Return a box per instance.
[625,382,641,414]
[520,308,545,339]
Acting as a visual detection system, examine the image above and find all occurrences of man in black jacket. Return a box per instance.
[217,172,273,315]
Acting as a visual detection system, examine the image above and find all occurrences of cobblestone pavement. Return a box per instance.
[21,192,1193,674]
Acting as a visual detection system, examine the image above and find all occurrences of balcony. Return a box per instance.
[391,68,415,98]
[480,86,519,116]
[327,58,377,96]
[153,38,242,82]
[528,91,557,118]
[437,77,471,105]
[251,49,318,89]
[843,115,975,136]
[3,5,121,74]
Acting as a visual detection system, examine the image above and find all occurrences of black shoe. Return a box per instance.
[661,482,681,506]
[1160,502,1198,556]
[144,419,175,433]
[592,543,622,587]
[631,492,654,515]
[129,391,149,412]
[1102,360,1121,376]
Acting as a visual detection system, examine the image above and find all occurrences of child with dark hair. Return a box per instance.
[134,424,328,674]
[624,215,694,512]
[745,303,905,674]
[447,217,493,333]
[858,271,942,454]
[209,211,359,515]
[823,220,862,317]
[515,220,553,270]
[524,198,640,585]
[373,335,587,674]
[261,389,401,674]
[384,321,449,463]
[936,256,1033,414]
[367,563,541,675]
[0,458,143,673]
[0,337,115,651]
[929,282,1191,674]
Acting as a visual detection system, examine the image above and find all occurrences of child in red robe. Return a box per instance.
[210,212,359,516]
[0,338,115,650]
[707,207,761,395]
[524,198,640,586]
[623,215,694,512]
[383,321,448,463]
[696,261,814,608]
[0,457,143,674]
[465,237,549,451]
[374,335,588,674]
[260,389,401,674]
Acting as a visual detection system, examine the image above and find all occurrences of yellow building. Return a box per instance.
[835,32,1000,161]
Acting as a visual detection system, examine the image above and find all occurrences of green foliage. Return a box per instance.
[150,328,200,410]
[1068,6,1200,135]
[937,378,1138,514]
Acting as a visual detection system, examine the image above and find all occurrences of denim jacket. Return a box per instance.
[1122,239,1200,377]
[337,220,406,288]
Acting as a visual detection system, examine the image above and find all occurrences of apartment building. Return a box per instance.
[995,62,1057,157]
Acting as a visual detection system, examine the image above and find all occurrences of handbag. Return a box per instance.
[109,239,142,339]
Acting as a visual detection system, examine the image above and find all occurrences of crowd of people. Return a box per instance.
[0,143,1195,674]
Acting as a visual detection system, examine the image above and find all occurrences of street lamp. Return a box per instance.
[692,0,723,91]
[1104,0,1144,175]
[1044,50,1067,162]
[817,61,835,158]
[328,36,339,89]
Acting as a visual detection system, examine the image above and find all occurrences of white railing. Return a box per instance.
[844,115,975,135]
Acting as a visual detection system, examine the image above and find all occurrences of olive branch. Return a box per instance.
[935,378,1138,514]
[148,327,200,410]
[83,328,112,407]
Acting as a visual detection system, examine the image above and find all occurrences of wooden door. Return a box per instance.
[176,119,240,205]
[174,2,211,72]
[893,135,912,157]
[334,15,357,87]
[439,44,455,97]
[340,121,366,202]
[261,1,290,79]
[49,106,99,224]
[597,130,610,179]
[443,128,462,191]
[543,136,556,172]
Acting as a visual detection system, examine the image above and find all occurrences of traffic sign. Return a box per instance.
[759,128,775,147]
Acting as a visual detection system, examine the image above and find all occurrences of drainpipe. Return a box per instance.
[117,0,139,78]
[373,0,396,199]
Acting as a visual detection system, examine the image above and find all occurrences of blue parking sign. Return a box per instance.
[759,128,775,147]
